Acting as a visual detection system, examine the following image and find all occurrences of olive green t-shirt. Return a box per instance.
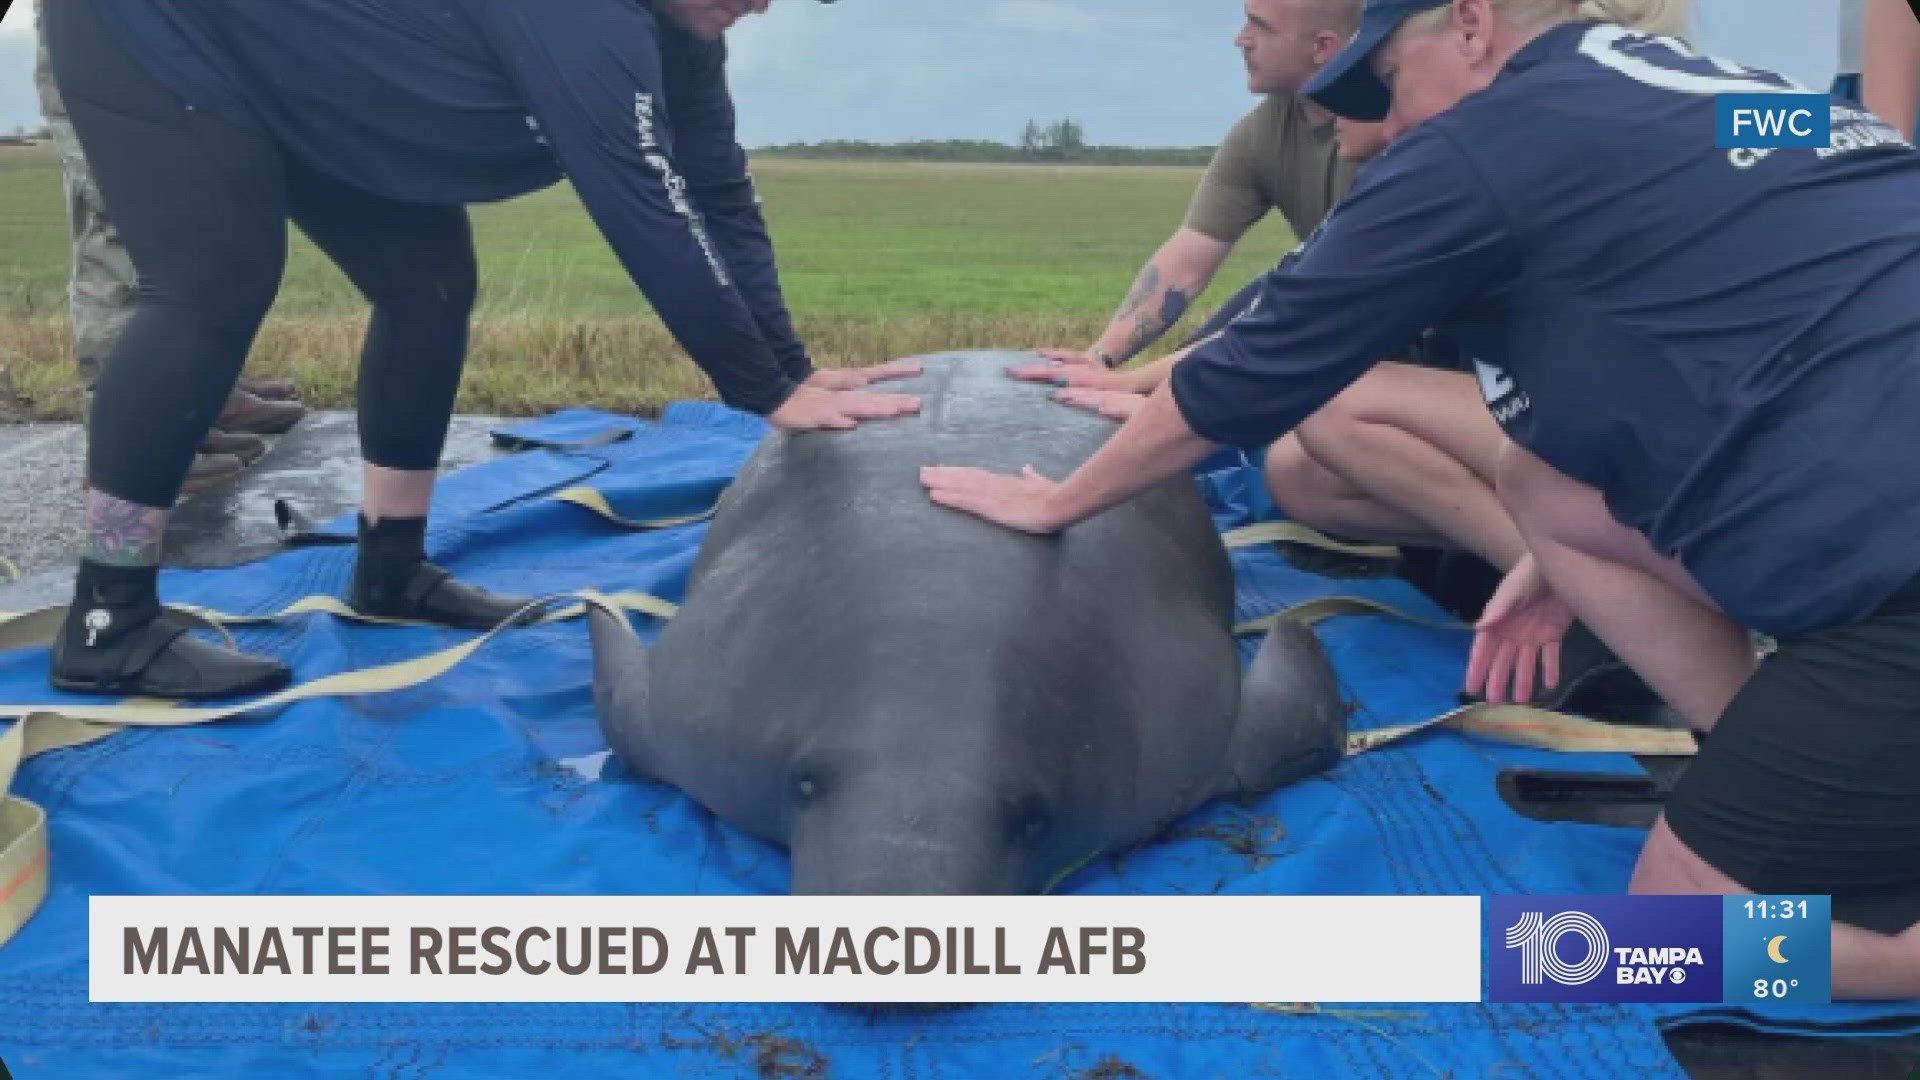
[1183,94,1355,243]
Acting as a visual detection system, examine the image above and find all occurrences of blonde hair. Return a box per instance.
[1406,0,1692,39]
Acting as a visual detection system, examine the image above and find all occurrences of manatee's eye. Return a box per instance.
[795,777,818,800]
[1021,814,1048,841]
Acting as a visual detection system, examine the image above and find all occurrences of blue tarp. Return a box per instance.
[1,403,1914,1078]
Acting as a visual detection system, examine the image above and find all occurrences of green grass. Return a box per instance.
[0,144,1297,419]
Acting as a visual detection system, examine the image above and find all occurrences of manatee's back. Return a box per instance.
[639,352,1242,848]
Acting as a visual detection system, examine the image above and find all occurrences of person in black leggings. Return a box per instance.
[40,0,916,699]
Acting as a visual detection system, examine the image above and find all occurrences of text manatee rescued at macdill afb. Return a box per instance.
[123,924,1149,977]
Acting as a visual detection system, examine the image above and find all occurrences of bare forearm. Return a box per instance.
[1044,381,1218,526]
[1088,233,1229,366]
[1866,0,1920,140]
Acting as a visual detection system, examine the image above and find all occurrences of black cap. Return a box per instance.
[1301,0,1451,121]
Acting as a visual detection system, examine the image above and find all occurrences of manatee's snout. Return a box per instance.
[790,829,1022,896]
[786,772,1039,896]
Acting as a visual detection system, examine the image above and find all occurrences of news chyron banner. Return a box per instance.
[92,895,1830,1004]
[95,896,1483,1003]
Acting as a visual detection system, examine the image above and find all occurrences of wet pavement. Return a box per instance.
[0,412,506,609]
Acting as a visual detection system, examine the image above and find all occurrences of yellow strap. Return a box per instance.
[0,588,671,950]
[0,590,678,638]
[1221,521,1401,561]
[1348,702,1698,757]
[0,557,1680,950]
[553,487,720,530]
[557,490,1374,559]
[0,590,678,725]
[0,604,243,653]
[556,484,1375,554]
[0,700,166,947]
[1234,594,1471,637]
[0,718,50,948]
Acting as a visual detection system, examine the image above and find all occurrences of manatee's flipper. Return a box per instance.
[1228,618,1348,792]
[586,604,657,780]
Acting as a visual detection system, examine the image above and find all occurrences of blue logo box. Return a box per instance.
[1487,896,1832,1004]
[1716,94,1832,148]
[1488,896,1723,1003]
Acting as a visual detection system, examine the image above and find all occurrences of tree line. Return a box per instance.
[755,119,1213,166]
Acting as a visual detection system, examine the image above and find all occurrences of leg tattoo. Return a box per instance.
[84,490,165,566]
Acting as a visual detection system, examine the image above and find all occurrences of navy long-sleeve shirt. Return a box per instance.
[97,0,811,414]
[1171,21,1920,637]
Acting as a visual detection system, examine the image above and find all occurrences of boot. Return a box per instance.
[237,377,300,401]
[216,388,305,435]
[178,451,247,496]
[49,561,291,699]
[347,515,538,630]
[199,429,268,466]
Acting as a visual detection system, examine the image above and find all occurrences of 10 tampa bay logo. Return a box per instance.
[1504,910,1706,988]
[1487,896,1724,1004]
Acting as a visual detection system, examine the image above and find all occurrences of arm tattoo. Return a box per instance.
[1118,284,1193,361]
[1110,264,1194,363]
[84,491,166,566]
[1156,286,1192,334]
[1114,263,1162,324]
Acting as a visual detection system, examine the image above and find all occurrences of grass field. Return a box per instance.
[0,143,1296,419]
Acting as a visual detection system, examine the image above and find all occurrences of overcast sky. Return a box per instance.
[0,1,1848,145]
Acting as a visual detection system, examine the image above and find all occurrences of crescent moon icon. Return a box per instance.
[1767,936,1789,964]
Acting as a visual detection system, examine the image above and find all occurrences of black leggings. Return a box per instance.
[43,0,477,508]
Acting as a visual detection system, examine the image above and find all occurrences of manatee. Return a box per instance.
[587,350,1347,894]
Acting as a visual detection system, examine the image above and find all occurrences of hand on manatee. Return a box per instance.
[804,359,924,391]
[921,464,1066,535]
[1008,361,1134,391]
[1052,386,1145,421]
[1466,553,1574,705]
[768,384,920,433]
[1034,347,1111,368]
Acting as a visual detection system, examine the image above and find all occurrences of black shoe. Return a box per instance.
[50,608,292,700]
[349,560,538,630]
[348,514,538,630]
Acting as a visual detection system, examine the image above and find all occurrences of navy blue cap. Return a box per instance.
[1302,0,1450,121]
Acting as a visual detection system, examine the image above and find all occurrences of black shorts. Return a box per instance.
[1666,573,1920,936]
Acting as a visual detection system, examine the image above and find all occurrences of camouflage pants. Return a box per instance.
[34,0,138,388]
